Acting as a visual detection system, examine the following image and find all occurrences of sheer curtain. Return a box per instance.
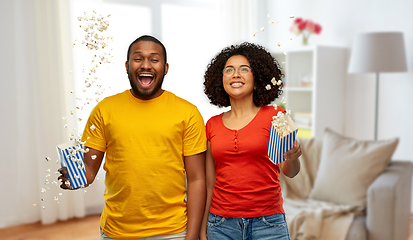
[0,0,103,229]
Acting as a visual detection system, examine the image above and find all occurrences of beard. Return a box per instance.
[127,68,165,99]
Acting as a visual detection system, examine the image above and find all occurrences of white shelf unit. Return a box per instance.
[272,45,348,139]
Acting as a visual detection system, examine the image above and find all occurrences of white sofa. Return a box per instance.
[280,131,413,240]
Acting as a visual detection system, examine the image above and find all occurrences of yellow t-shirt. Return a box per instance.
[81,90,207,239]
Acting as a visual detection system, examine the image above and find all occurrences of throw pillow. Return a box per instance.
[308,128,399,208]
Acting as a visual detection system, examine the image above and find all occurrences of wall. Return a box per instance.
[264,0,413,208]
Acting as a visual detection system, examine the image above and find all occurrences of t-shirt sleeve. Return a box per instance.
[206,118,212,141]
[81,103,107,152]
[183,106,207,156]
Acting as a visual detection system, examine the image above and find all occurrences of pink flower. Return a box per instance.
[306,20,315,33]
[314,24,322,34]
[294,18,303,24]
[298,21,306,31]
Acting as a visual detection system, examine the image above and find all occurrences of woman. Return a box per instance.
[200,42,302,240]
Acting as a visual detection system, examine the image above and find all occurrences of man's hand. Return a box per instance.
[58,167,76,190]
[57,147,105,190]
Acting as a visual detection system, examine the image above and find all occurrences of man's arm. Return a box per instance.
[184,151,206,240]
[200,141,216,240]
[58,147,105,189]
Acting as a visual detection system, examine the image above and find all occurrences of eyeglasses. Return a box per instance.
[222,66,252,77]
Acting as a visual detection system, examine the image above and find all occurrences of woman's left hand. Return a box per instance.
[283,140,302,161]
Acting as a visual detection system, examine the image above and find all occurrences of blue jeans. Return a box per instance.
[207,213,291,240]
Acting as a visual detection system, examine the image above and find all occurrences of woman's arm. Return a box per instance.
[280,140,301,178]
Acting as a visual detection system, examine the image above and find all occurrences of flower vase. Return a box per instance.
[302,35,308,45]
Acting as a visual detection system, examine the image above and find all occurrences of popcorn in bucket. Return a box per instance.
[56,142,87,189]
[267,108,298,165]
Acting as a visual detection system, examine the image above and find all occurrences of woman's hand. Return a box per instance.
[284,140,302,161]
[280,140,302,178]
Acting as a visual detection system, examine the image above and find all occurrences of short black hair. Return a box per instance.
[204,42,283,107]
[126,35,167,63]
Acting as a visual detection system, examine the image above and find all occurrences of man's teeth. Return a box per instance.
[231,82,243,86]
[139,74,153,77]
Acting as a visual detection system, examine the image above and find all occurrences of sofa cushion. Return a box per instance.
[308,128,398,208]
[280,137,323,199]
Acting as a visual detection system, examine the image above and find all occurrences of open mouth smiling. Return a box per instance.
[230,81,244,87]
[138,73,154,86]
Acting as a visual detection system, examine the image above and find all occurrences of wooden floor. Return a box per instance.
[0,214,413,239]
[0,215,101,240]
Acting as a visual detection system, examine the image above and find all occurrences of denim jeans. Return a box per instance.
[207,213,291,240]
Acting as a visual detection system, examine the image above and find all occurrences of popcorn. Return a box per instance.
[267,100,298,165]
[91,155,97,160]
[90,124,96,131]
[271,77,277,86]
[290,15,295,18]
[56,142,88,189]
[265,84,271,90]
[260,27,265,31]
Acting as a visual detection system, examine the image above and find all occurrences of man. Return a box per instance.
[59,35,207,240]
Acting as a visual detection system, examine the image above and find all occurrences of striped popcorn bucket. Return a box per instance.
[56,142,87,189]
[267,116,298,165]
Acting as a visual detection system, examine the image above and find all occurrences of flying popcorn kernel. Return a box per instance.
[91,155,97,160]
[265,84,271,90]
[65,180,71,187]
[271,77,277,86]
[90,125,96,131]
[260,27,265,31]
[277,80,282,86]
[290,16,295,18]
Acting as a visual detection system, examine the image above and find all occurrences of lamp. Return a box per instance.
[348,32,407,141]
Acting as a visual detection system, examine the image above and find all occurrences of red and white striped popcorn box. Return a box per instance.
[267,115,298,165]
[56,142,87,189]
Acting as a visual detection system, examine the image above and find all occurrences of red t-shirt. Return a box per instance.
[206,105,285,218]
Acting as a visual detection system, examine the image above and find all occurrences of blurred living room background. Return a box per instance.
[1,0,412,239]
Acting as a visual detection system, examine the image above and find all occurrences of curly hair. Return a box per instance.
[204,42,283,107]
